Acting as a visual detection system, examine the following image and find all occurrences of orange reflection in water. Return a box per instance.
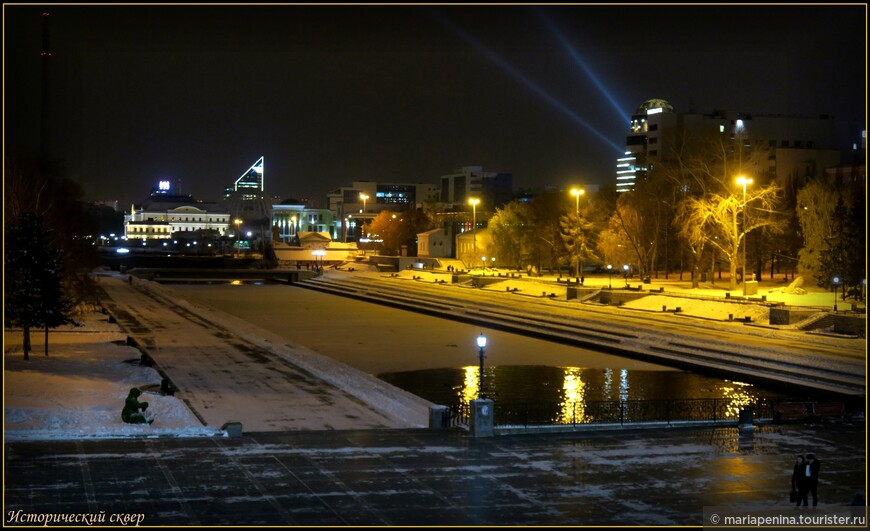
[558,367,587,424]
[459,365,480,406]
[720,381,754,418]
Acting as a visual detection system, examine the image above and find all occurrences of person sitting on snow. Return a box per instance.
[121,388,153,424]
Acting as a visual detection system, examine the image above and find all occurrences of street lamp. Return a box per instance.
[607,264,613,289]
[233,219,243,257]
[469,198,480,270]
[476,333,487,399]
[832,276,840,312]
[570,187,585,213]
[623,264,630,287]
[736,176,753,295]
[359,194,369,238]
[570,188,586,279]
[481,256,487,273]
[312,249,326,275]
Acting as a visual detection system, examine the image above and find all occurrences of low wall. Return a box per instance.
[598,290,650,306]
[566,286,600,300]
[769,308,818,325]
[834,315,867,337]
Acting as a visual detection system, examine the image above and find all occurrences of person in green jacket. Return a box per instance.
[122,388,153,424]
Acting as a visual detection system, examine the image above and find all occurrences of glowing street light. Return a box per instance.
[312,249,326,275]
[607,264,613,289]
[832,276,840,312]
[359,194,370,238]
[469,198,480,270]
[623,264,630,287]
[570,187,586,279]
[737,176,753,295]
[476,333,487,399]
[570,187,585,213]
[233,219,243,257]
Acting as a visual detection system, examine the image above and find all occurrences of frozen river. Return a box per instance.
[169,282,796,414]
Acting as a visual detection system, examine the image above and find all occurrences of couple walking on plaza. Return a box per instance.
[790,453,820,507]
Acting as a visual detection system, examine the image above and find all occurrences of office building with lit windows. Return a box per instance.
[225,156,265,200]
[326,181,439,241]
[439,165,513,210]
[617,98,851,193]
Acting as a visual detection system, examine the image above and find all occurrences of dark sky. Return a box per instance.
[5,4,866,208]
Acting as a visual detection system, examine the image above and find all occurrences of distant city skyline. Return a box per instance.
[5,4,865,207]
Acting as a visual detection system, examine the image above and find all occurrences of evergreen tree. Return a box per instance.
[4,213,73,359]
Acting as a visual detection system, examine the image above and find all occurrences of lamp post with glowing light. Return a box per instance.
[233,219,243,257]
[570,187,585,213]
[469,197,480,270]
[476,333,487,399]
[737,176,753,295]
[832,276,840,312]
[607,264,613,289]
[359,193,369,238]
[312,249,326,275]
[570,187,586,279]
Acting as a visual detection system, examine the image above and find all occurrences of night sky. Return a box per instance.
[5,4,866,208]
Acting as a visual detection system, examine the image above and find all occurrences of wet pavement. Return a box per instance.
[5,423,865,526]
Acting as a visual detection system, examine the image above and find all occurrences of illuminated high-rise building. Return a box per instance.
[226,156,264,200]
[616,99,849,194]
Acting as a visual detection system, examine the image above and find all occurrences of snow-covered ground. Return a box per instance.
[4,311,222,441]
[4,267,862,442]
[390,268,857,325]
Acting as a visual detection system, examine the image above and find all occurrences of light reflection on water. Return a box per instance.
[379,365,785,424]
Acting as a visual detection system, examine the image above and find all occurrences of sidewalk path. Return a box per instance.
[5,424,865,525]
[96,274,431,432]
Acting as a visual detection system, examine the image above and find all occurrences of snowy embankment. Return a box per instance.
[4,313,223,441]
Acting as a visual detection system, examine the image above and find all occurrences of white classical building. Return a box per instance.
[124,183,230,241]
[417,227,453,258]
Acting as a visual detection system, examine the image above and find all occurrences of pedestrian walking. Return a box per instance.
[791,454,805,504]
[806,453,820,506]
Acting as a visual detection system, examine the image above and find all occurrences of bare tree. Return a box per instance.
[675,184,785,291]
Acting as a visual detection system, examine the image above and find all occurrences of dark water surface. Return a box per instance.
[172,283,816,424]
[378,365,790,424]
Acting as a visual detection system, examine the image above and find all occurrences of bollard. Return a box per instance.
[428,405,450,429]
[738,409,755,434]
[470,399,494,437]
[221,422,243,437]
